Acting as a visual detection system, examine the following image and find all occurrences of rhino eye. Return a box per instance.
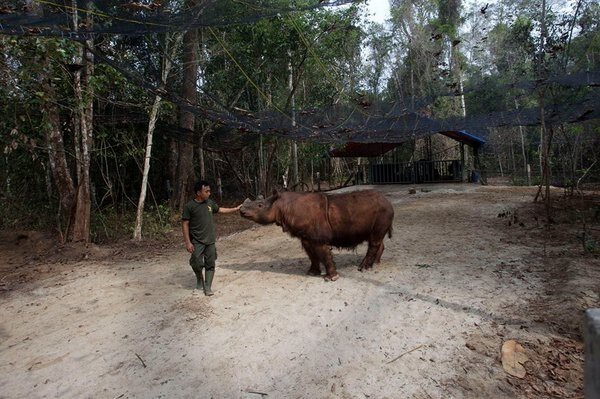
[258,203,263,208]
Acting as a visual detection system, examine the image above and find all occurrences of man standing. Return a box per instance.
[182,180,242,296]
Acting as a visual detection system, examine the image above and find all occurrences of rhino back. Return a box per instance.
[327,190,394,247]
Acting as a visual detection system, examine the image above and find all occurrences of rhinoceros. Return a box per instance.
[240,190,394,281]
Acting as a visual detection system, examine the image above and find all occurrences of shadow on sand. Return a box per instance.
[220,252,366,276]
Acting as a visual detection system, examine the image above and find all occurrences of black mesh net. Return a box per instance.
[0,0,355,37]
[1,0,599,151]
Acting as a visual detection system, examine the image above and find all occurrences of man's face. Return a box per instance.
[197,185,211,201]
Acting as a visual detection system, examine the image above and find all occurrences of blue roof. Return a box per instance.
[439,130,486,148]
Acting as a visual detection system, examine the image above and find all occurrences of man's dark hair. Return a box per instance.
[194,180,210,193]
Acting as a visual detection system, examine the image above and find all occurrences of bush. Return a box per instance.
[0,196,55,230]
[90,203,176,243]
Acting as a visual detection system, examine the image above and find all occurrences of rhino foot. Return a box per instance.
[323,273,339,282]
[306,268,321,276]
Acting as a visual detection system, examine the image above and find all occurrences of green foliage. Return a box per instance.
[488,17,535,78]
[202,5,364,110]
[1,0,600,242]
[584,238,600,254]
[0,194,55,230]
[90,203,175,243]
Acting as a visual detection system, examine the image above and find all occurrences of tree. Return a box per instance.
[171,0,199,211]
[133,33,182,241]
[69,1,95,242]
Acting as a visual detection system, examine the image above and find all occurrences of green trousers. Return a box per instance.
[189,241,217,294]
[189,241,217,273]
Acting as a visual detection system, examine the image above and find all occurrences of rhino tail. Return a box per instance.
[387,226,393,239]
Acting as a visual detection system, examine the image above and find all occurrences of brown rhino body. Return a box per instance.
[240,190,394,281]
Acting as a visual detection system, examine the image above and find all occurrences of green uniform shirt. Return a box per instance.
[182,198,220,244]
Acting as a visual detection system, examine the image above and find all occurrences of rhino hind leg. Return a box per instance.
[359,241,383,271]
[375,242,384,263]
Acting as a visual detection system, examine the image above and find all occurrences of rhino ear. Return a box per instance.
[271,189,280,199]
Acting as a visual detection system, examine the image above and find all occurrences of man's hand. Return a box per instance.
[186,242,194,253]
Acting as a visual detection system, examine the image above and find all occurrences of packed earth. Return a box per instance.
[1,183,598,398]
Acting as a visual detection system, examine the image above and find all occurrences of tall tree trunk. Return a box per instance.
[133,94,162,241]
[133,34,181,241]
[288,54,299,190]
[39,59,75,239]
[69,1,94,243]
[451,44,466,118]
[172,14,198,211]
[534,0,552,225]
[71,47,93,242]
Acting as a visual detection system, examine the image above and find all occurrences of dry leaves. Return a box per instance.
[501,340,529,378]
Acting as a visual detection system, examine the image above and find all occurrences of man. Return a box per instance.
[182,180,242,296]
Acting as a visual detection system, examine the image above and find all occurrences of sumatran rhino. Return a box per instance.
[239,189,394,281]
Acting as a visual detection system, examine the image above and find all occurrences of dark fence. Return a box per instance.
[369,160,463,184]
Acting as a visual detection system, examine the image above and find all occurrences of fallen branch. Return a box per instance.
[386,344,425,364]
[244,390,268,397]
[135,353,147,368]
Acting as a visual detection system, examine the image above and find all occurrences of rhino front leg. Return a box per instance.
[301,240,322,276]
[314,244,338,281]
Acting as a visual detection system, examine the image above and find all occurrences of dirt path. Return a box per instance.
[0,184,597,398]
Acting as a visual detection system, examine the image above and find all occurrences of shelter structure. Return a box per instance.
[329,130,486,185]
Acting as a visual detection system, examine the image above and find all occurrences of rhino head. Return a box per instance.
[239,191,280,225]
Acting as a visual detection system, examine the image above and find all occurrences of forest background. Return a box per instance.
[0,0,599,244]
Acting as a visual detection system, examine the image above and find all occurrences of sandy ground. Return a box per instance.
[0,184,598,398]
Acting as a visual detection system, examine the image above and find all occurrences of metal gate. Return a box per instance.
[369,160,463,184]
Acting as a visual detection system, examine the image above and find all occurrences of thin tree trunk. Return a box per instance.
[133,95,162,240]
[517,117,529,185]
[510,133,516,175]
[264,139,278,195]
[288,53,298,190]
[534,0,552,224]
[410,63,415,110]
[133,34,180,241]
[258,134,265,196]
[451,44,466,118]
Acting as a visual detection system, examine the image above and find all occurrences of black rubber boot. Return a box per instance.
[194,272,204,291]
[204,269,215,296]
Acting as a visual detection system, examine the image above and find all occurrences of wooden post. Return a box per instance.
[584,309,600,398]
[460,143,465,182]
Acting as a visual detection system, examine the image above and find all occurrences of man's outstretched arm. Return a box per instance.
[218,204,242,214]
